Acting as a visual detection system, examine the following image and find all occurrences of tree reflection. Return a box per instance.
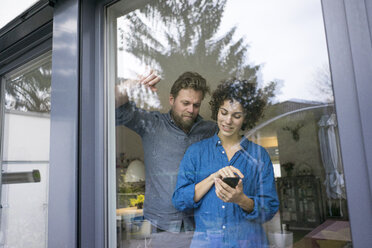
[121,0,276,101]
[5,62,51,113]
[311,64,333,103]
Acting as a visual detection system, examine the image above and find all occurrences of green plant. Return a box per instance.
[130,194,145,209]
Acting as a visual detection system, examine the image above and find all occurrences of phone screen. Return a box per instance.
[222,177,239,188]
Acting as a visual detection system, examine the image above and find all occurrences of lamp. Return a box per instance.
[124,160,145,183]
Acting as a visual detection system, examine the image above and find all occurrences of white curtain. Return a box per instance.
[318,114,345,216]
[326,114,345,199]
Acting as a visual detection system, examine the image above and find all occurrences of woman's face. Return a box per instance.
[217,99,245,139]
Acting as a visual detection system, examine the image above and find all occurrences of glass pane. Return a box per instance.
[107,1,352,247]
[0,52,51,248]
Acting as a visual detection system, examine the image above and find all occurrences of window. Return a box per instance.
[0,51,52,248]
[107,1,352,247]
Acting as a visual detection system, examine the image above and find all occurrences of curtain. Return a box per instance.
[318,114,345,216]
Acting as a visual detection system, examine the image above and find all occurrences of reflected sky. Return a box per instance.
[0,0,40,29]
[117,0,329,103]
[219,0,328,102]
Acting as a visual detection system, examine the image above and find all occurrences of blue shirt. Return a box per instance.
[172,134,279,247]
[116,102,217,232]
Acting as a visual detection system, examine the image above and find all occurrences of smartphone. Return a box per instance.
[222,177,239,188]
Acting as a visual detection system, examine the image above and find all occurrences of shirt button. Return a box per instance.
[222,205,225,209]
[222,225,226,229]
[222,151,225,154]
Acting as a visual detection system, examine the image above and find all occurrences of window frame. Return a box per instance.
[0,0,81,247]
[46,0,80,247]
[321,0,372,247]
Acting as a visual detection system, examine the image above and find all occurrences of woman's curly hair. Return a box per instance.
[209,78,268,130]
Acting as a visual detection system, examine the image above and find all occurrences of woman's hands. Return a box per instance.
[214,165,244,204]
[215,177,244,203]
[195,165,254,212]
[213,166,254,212]
[194,166,243,203]
[212,165,244,180]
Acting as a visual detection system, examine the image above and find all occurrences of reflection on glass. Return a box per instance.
[108,0,352,247]
[5,56,51,113]
[0,52,51,248]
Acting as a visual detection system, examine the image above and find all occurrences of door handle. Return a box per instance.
[1,170,41,184]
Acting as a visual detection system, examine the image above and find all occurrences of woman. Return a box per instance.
[172,79,279,247]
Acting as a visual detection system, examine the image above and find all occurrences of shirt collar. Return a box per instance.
[166,111,174,124]
[213,133,222,146]
[213,133,250,150]
[239,136,250,150]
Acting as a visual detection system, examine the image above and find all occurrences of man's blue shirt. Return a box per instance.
[172,134,279,247]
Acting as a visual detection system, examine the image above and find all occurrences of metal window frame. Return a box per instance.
[79,0,114,247]
[46,0,80,247]
[0,0,82,247]
[0,0,83,246]
[321,0,372,247]
[79,1,151,247]
[0,0,53,69]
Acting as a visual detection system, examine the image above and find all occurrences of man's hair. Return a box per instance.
[209,78,267,130]
[170,72,210,99]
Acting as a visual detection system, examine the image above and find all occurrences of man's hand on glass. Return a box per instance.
[138,69,161,92]
[115,69,161,108]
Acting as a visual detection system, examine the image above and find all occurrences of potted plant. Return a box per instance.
[130,194,145,209]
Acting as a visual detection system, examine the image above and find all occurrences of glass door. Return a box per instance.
[107,0,353,247]
[0,51,52,248]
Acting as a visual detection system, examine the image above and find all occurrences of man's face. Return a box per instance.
[169,88,203,132]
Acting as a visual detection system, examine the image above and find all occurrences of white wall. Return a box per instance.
[2,111,50,161]
[1,111,50,248]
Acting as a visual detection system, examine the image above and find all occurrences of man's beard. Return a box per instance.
[171,111,195,133]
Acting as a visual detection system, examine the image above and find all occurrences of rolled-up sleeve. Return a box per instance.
[239,153,279,223]
[115,101,158,137]
[172,146,202,211]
